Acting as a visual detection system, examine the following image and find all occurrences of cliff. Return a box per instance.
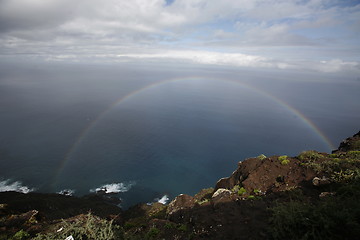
[1,131,359,240]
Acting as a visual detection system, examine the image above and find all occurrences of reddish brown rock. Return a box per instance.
[166,194,196,222]
[167,194,195,216]
[215,156,317,195]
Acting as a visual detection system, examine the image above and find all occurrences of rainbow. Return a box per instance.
[51,77,334,188]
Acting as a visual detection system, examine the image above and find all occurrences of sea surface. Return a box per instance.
[0,62,359,208]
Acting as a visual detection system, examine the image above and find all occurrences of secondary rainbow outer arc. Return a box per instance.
[52,77,334,188]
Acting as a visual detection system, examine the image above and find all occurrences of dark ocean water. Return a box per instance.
[0,62,359,208]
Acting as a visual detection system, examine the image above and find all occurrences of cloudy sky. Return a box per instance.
[0,0,359,73]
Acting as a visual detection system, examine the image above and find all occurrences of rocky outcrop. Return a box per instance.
[333,131,360,153]
[215,155,317,195]
[166,194,196,221]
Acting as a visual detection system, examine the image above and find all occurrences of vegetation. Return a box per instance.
[270,145,360,239]
[348,150,360,159]
[257,154,267,160]
[164,222,176,229]
[331,168,360,183]
[300,150,360,183]
[12,230,30,240]
[247,195,255,200]
[269,183,360,240]
[231,184,246,196]
[278,155,290,165]
[298,150,323,161]
[148,205,167,219]
[253,189,261,194]
[124,217,147,230]
[145,227,160,240]
[237,187,247,196]
[32,213,123,240]
[197,198,210,205]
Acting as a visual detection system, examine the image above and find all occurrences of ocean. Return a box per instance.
[0,61,359,208]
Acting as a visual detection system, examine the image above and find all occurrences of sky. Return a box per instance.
[0,0,359,74]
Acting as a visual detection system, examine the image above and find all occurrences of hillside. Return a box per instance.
[1,131,360,240]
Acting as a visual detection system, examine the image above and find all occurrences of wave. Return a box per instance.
[157,195,170,204]
[0,179,34,194]
[148,194,170,205]
[57,189,75,196]
[90,181,135,194]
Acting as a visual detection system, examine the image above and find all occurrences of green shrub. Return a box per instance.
[238,187,246,196]
[298,151,323,161]
[301,161,322,172]
[253,189,261,194]
[278,155,290,165]
[257,154,267,160]
[247,195,255,200]
[281,159,290,165]
[12,230,30,240]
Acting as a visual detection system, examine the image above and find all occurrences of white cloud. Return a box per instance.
[317,59,360,73]
[0,0,77,31]
[243,23,316,46]
[244,1,311,21]
[116,50,270,67]
[0,0,359,74]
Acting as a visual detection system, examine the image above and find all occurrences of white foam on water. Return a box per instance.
[151,194,170,205]
[57,189,75,196]
[90,181,135,194]
[157,195,170,204]
[0,179,34,194]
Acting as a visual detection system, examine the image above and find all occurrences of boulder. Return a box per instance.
[312,176,331,186]
[211,188,233,206]
[212,188,232,199]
